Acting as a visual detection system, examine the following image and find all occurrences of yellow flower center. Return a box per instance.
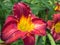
[55,22,60,33]
[55,5,60,11]
[17,15,34,32]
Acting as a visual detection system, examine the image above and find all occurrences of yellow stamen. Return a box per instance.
[17,15,34,32]
[55,22,60,33]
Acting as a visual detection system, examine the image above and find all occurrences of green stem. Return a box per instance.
[35,35,38,45]
[47,32,56,45]
[42,36,46,45]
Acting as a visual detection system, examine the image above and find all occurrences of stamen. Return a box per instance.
[55,22,60,33]
[17,15,34,32]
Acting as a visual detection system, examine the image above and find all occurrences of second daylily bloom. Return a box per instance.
[1,2,47,45]
[55,2,60,12]
[47,13,60,41]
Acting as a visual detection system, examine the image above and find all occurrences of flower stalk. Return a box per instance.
[47,32,56,45]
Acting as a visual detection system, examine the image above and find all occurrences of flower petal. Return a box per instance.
[2,22,26,44]
[32,18,47,36]
[2,15,18,40]
[23,34,35,45]
[13,2,31,18]
[55,34,60,41]
[1,21,17,41]
[5,31,26,44]
[30,14,38,19]
[53,13,60,22]
[51,29,60,41]
[50,25,60,41]
[47,20,54,29]
[5,15,17,24]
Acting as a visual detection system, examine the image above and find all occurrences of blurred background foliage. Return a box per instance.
[0,0,60,45]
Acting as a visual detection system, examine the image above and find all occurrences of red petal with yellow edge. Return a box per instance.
[32,18,47,36]
[13,2,31,19]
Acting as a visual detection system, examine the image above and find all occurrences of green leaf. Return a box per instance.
[0,39,4,43]
[56,40,60,45]
[0,24,1,31]
[47,32,56,45]
[36,36,46,45]
[35,35,38,45]
[11,39,24,45]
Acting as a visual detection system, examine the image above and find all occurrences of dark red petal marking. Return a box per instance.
[5,30,26,44]
[32,18,46,24]
[5,31,21,44]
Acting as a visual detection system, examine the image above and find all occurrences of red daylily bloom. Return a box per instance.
[47,13,60,41]
[1,2,47,45]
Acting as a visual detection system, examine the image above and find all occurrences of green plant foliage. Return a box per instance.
[36,36,46,45]
[0,24,1,31]
[11,39,24,45]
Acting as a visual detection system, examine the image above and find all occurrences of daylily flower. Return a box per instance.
[47,13,60,41]
[1,2,47,45]
[55,2,60,12]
